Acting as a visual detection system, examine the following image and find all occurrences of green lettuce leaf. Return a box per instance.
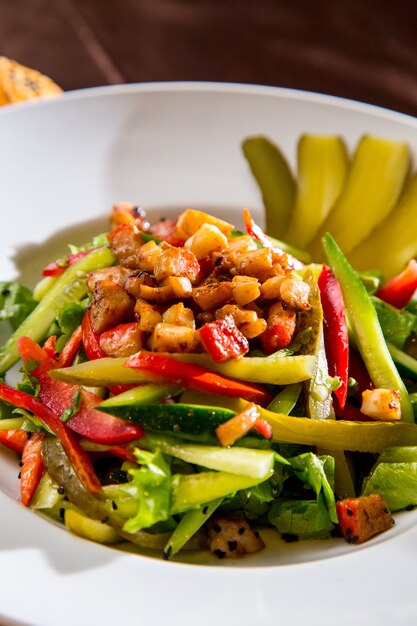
[268,500,334,538]
[372,296,417,350]
[362,446,417,511]
[0,282,37,330]
[122,449,172,533]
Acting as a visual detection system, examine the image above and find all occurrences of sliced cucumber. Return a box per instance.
[100,384,184,409]
[164,498,222,559]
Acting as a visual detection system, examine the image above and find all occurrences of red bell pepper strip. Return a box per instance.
[376,259,417,309]
[125,351,273,405]
[0,383,101,493]
[0,430,28,454]
[242,208,303,270]
[199,316,249,362]
[348,348,374,397]
[20,432,45,506]
[148,219,184,246]
[81,310,106,360]
[318,264,349,409]
[42,248,97,277]
[43,335,57,358]
[18,336,144,446]
[108,446,137,463]
[57,325,83,367]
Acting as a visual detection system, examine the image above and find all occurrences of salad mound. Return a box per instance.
[1,133,417,561]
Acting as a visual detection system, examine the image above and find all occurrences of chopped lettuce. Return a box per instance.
[57,301,87,336]
[372,296,417,350]
[121,449,172,533]
[362,446,417,511]
[269,500,334,539]
[0,282,37,331]
[289,452,338,523]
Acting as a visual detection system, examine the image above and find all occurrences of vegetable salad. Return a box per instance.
[1,133,417,561]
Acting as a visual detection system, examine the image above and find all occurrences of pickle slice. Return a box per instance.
[349,172,417,279]
[285,135,349,248]
[308,135,410,259]
[242,135,296,238]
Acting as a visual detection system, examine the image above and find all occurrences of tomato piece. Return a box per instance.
[199,316,249,362]
[376,259,417,308]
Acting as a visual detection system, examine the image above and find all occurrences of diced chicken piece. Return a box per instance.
[134,299,162,332]
[184,224,228,260]
[280,277,310,310]
[192,282,233,311]
[336,494,394,544]
[90,280,134,334]
[231,276,261,307]
[260,301,296,354]
[207,517,264,559]
[162,303,195,328]
[165,276,193,298]
[239,317,267,339]
[227,235,258,254]
[110,202,149,231]
[215,304,258,326]
[148,323,198,353]
[361,388,402,421]
[175,209,234,240]
[153,246,200,283]
[259,276,285,301]
[235,248,278,282]
[124,271,156,298]
[139,284,175,303]
[134,240,164,273]
[107,223,145,269]
[87,266,132,292]
[99,322,144,357]
[199,316,249,362]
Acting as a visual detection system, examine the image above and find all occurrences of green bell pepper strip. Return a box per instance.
[387,341,417,380]
[322,233,413,423]
[258,405,417,452]
[50,351,316,387]
[163,498,223,560]
[267,383,302,415]
[241,135,296,238]
[0,247,116,375]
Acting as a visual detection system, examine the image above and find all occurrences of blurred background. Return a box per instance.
[1,0,417,116]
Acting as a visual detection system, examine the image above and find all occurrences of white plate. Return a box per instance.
[0,82,417,626]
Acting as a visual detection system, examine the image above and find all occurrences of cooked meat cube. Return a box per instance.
[215,304,258,326]
[175,209,233,240]
[107,223,145,269]
[153,246,200,283]
[260,301,296,354]
[336,494,394,544]
[165,276,193,298]
[235,248,278,282]
[361,388,402,421]
[184,224,228,260]
[227,235,258,254]
[99,322,144,357]
[280,277,310,310]
[134,240,164,273]
[139,284,175,303]
[124,271,155,298]
[192,282,233,311]
[134,298,162,332]
[199,316,249,362]
[87,266,132,292]
[110,202,149,230]
[207,517,264,558]
[231,276,261,307]
[148,323,198,353]
[239,317,267,339]
[259,276,285,301]
[90,279,134,334]
[162,303,195,328]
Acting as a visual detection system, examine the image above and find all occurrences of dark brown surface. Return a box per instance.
[1,0,417,116]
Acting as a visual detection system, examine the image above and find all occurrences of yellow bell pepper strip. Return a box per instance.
[309,135,410,259]
[241,135,296,238]
[348,172,417,280]
[322,234,413,422]
[258,405,417,452]
[0,246,116,375]
[50,351,316,387]
[124,352,273,406]
[285,135,349,248]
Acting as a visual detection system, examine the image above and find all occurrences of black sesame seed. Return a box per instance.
[26,432,32,440]
[101,516,109,524]
[163,546,172,560]
[345,528,352,536]
[383,506,390,513]
[111,500,118,511]
[346,508,353,517]
[238,527,246,535]
[212,523,221,533]
[254,530,260,537]
[59,507,65,520]
[202,506,208,515]
[18,461,23,467]
[350,535,359,543]
[227,540,238,551]
[281,533,298,543]
[213,549,226,559]
[57,487,65,495]
[405,504,415,511]
[17,472,21,479]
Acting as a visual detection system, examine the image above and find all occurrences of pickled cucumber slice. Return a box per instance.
[308,135,410,259]
[285,135,349,248]
[349,172,417,278]
[242,136,296,238]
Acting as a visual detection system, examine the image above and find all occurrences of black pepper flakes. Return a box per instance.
[350,535,359,544]
[227,540,238,552]
[111,500,118,511]
[238,527,246,535]
[26,432,32,440]
[213,549,226,559]
[202,506,208,515]
[57,487,65,495]
[345,527,352,536]
[346,508,353,517]
[18,461,23,467]
[17,472,21,479]
[101,516,109,524]
[212,523,221,533]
